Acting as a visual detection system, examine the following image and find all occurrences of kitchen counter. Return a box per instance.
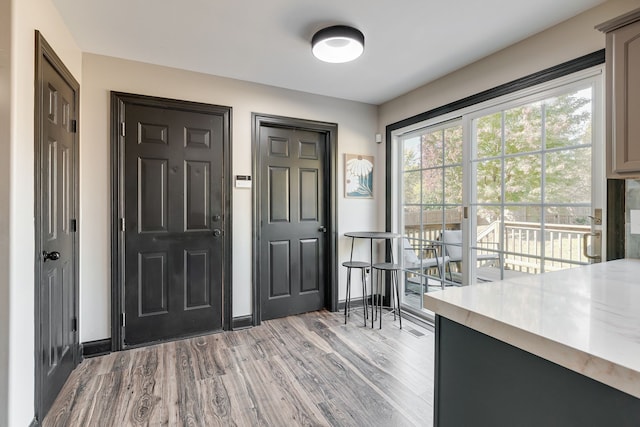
[424,259,640,426]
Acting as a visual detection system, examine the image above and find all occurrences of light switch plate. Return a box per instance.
[235,175,252,188]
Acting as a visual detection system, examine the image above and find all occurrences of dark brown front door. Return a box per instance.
[258,125,327,320]
[35,32,80,421]
[115,94,230,347]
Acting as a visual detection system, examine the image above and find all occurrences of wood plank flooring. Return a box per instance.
[43,310,435,427]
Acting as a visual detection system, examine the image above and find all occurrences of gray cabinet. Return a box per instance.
[434,316,640,426]
[597,8,640,177]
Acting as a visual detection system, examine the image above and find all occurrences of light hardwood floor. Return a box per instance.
[43,309,435,426]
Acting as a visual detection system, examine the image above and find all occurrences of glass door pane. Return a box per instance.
[400,122,463,312]
[471,85,596,283]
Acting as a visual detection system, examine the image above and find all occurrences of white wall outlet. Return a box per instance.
[631,210,640,235]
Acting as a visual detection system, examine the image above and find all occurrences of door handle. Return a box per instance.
[318,226,327,233]
[582,232,601,261]
[43,251,60,262]
[588,215,602,226]
[212,229,222,237]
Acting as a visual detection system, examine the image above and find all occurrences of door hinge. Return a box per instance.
[120,122,125,137]
[71,119,77,133]
[71,219,77,233]
[121,313,126,328]
[120,218,125,232]
[72,317,78,332]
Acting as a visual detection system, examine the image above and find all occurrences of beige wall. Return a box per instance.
[7,0,82,424]
[378,0,640,132]
[80,53,379,342]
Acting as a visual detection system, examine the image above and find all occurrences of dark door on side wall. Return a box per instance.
[116,94,230,347]
[35,33,80,421]
[259,125,327,320]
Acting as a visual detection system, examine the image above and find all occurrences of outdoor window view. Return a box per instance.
[398,81,599,312]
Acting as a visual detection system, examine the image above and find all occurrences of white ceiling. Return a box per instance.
[52,0,605,105]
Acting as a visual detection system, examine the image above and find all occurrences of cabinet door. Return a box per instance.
[610,19,640,174]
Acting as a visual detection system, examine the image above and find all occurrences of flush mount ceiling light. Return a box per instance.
[311,25,365,63]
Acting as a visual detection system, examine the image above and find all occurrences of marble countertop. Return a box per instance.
[423,259,640,399]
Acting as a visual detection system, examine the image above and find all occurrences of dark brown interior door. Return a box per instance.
[120,98,228,346]
[259,125,327,320]
[36,34,80,421]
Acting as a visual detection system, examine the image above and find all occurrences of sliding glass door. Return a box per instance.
[393,70,603,313]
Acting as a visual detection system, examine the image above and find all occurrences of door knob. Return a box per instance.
[318,226,327,233]
[43,251,60,262]
[212,229,222,237]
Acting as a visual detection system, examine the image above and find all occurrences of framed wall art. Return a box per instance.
[345,153,373,198]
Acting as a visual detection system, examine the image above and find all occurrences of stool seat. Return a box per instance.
[342,261,370,268]
[372,262,402,271]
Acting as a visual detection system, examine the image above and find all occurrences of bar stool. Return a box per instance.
[342,261,369,325]
[371,262,402,329]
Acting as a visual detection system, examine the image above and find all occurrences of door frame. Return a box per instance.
[251,113,338,325]
[110,92,232,350]
[34,30,81,422]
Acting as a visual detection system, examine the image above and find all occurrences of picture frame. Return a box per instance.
[344,153,373,198]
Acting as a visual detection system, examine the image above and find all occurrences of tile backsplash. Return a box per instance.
[625,179,640,258]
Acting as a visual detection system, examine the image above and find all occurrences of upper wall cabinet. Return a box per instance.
[597,8,640,178]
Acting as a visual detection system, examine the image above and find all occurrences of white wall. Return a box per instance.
[7,0,82,424]
[379,0,640,132]
[0,0,12,424]
[80,54,379,342]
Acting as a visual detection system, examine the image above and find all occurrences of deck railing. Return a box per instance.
[404,220,592,275]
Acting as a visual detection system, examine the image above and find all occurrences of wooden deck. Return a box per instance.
[43,310,435,427]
